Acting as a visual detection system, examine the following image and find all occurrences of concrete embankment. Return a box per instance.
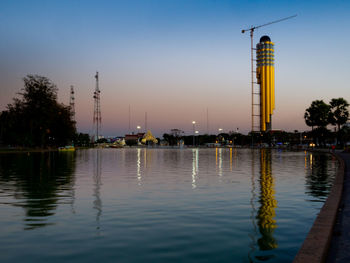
[294,151,349,263]
[326,152,350,262]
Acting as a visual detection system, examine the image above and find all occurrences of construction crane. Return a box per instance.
[242,15,296,137]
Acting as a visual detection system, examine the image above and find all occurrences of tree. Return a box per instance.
[0,75,75,147]
[304,100,331,146]
[163,133,177,146]
[329,98,349,132]
[304,100,330,130]
[73,133,91,147]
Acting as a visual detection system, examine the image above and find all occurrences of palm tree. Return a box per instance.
[304,100,330,146]
[329,98,349,132]
[304,100,330,130]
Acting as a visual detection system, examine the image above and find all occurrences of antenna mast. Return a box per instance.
[69,85,75,125]
[128,104,131,133]
[93,72,101,141]
[242,15,296,137]
[145,112,148,132]
[206,108,209,134]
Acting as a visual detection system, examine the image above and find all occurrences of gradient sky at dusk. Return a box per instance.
[1,0,349,136]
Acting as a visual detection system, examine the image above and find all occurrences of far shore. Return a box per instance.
[1,145,345,154]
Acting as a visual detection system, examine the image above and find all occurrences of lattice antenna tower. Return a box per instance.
[93,72,102,141]
[69,85,75,124]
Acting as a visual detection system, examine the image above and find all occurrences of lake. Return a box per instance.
[0,148,337,262]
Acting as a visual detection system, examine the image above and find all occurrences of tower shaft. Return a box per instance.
[256,36,275,132]
[69,85,75,124]
[93,72,101,141]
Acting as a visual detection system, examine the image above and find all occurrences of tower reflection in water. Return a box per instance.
[93,149,102,231]
[257,149,277,251]
[250,149,278,261]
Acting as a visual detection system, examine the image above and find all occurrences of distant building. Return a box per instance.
[124,133,145,143]
[141,131,158,145]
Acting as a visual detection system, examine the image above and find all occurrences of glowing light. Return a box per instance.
[218,148,222,177]
[192,149,199,189]
[137,148,141,184]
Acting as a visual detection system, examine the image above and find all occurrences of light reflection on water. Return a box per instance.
[0,148,337,263]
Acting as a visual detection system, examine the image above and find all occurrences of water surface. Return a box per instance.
[0,148,337,262]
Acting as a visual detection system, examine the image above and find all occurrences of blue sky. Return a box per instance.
[1,0,349,136]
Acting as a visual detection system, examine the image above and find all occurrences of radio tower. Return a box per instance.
[93,72,101,141]
[69,85,75,124]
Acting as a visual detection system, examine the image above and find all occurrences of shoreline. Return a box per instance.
[294,150,346,262]
[0,145,320,154]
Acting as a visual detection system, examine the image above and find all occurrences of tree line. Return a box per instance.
[304,98,349,146]
[0,75,89,148]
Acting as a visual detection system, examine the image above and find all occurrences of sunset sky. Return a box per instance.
[1,0,349,137]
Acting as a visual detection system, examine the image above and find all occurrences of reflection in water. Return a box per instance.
[218,148,223,176]
[137,149,141,185]
[215,148,223,178]
[305,153,333,200]
[248,150,258,261]
[257,149,278,251]
[0,152,76,230]
[0,149,339,263]
[233,148,238,169]
[249,149,278,262]
[192,149,198,189]
[310,153,313,169]
[93,149,102,230]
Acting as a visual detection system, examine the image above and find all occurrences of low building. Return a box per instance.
[124,133,145,145]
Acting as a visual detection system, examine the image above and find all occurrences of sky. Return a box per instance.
[1,0,349,137]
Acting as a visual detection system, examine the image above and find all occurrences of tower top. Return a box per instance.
[260,35,271,42]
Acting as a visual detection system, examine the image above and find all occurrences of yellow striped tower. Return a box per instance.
[256,36,275,132]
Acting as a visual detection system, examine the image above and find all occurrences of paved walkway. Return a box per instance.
[327,152,350,262]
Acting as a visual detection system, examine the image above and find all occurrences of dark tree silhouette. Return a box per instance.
[0,75,75,147]
[304,100,330,130]
[329,98,349,132]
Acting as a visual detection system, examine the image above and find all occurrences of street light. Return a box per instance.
[218,128,223,144]
[195,130,199,146]
[136,126,141,144]
[192,121,196,146]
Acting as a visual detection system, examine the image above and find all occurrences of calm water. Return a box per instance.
[0,148,337,263]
